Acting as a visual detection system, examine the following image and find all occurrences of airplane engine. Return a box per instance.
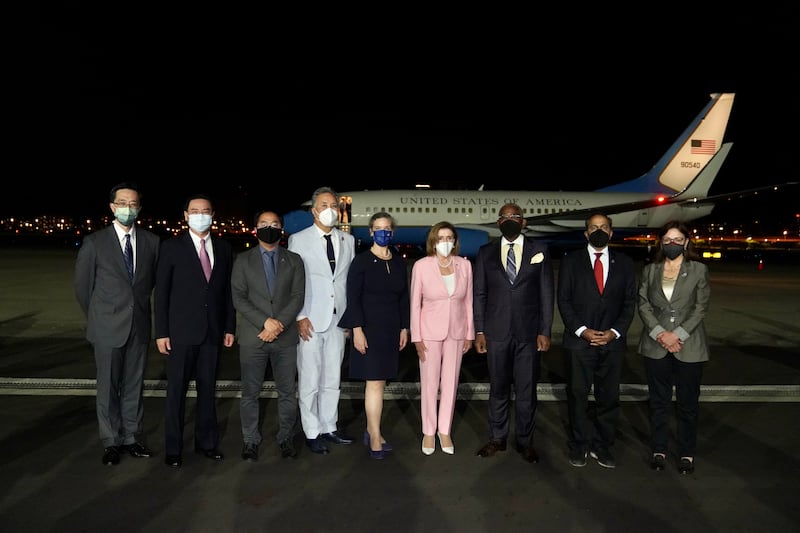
[283,209,313,234]
[456,228,491,258]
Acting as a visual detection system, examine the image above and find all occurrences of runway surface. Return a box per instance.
[1,248,798,531]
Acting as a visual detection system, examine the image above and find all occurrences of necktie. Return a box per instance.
[325,234,336,274]
[123,234,134,282]
[506,243,517,283]
[594,252,604,294]
[200,238,212,282]
[263,250,276,292]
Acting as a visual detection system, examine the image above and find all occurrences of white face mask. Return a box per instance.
[435,241,454,257]
[188,213,213,232]
[317,207,338,227]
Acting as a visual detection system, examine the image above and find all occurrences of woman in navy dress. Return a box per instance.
[338,212,410,459]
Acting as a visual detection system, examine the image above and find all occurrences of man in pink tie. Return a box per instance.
[556,212,637,469]
[155,194,236,468]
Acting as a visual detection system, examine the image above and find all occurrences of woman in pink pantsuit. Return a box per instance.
[410,222,475,455]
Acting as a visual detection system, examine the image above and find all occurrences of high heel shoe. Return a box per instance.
[437,432,454,455]
[421,435,435,456]
[650,453,666,471]
[363,430,393,452]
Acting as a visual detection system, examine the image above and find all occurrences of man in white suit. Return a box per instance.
[288,187,356,454]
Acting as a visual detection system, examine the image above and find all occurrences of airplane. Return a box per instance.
[282,92,793,257]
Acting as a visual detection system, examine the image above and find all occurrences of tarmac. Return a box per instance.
[1,247,799,532]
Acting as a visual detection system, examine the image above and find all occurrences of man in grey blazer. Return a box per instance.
[74,182,160,466]
[288,187,356,454]
[232,210,305,461]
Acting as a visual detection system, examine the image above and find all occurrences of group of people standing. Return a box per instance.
[74,183,710,474]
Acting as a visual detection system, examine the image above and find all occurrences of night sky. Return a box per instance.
[9,5,798,223]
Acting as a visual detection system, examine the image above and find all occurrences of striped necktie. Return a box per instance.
[506,243,517,283]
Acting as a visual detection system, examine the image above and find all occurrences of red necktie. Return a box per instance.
[594,252,604,294]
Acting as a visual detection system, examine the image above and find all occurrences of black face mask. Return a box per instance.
[257,226,283,244]
[588,229,610,248]
[499,219,522,240]
[663,243,685,260]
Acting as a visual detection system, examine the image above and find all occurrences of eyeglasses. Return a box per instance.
[257,223,282,229]
[113,201,140,209]
[498,214,522,220]
[437,236,455,242]
[662,237,686,245]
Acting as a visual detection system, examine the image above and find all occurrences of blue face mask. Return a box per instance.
[373,229,393,247]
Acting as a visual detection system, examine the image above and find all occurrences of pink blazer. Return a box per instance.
[410,255,475,343]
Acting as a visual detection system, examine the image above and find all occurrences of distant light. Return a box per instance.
[415,184,431,189]
[656,196,667,203]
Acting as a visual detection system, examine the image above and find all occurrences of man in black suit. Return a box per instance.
[473,202,554,464]
[232,210,305,461]
[557,212,636,469]
[155,194,236,468]
[74,182,160,466]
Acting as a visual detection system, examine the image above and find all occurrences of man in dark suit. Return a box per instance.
[74,182,160,466]
[232,210,305,461]
[557,212,637,469]
[473,202,554,464]
[155,193,236,468]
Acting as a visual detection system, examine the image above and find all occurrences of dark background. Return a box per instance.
[8,4,798,224]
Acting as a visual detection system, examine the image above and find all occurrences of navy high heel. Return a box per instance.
[363,430,393,452]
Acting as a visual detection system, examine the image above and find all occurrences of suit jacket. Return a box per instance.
[74,224,160,347]
[287,225,355,332]
[557,247,637,351]
[154,232,236,345]
[473,237,554,342]
[231,245,305,349]
[637,259,710,362]
[409,255,475,342]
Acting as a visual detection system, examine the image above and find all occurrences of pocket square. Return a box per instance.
[530,252,544,264]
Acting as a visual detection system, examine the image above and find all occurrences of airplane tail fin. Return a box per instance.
[672,142,733,200]
[598,93,735,195]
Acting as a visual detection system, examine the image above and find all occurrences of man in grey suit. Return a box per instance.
[473,202,555,464]
[74,182,160,466]
[288,186,356,454]
[232,210,305,461]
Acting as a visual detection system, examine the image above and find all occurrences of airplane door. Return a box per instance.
[481,206,492,221]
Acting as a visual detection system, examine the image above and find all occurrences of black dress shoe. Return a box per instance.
[122,442,153,458]
[279,439,297,458]
[197,448,225,461]
[678,457,695,474]
[650,453,666,471]
[518,445,540,464]
[321,431,355,445]
[165,454,182,468]
[306,437,329,455]
[102,446,121,466]
[241,443,258,462]
[476,439,507,458]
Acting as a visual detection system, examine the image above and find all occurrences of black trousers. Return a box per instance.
[644,353,704,458]
[485,337,541,447]
[164,341,221,455]
[565,347,624,452]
